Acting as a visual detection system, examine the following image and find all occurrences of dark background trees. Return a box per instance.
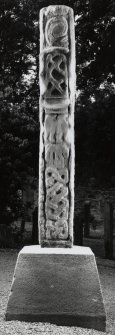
[0,0,40,226]
[0,0,115,228]
[74,0,115,185]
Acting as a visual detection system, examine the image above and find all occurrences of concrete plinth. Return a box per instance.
[6,246,106,331]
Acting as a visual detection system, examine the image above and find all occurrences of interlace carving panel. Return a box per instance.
[44,52,68,100]
[39,5,75,247]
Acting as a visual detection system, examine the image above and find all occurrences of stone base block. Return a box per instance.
[6,246,106,331]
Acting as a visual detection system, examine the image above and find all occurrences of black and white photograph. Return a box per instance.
[0,1,115,334]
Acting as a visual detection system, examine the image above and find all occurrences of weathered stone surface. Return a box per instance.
[43,52,68,99]
[39,5,75,246]
[5,7,106,331]
[6,246,106,331]
[45,114,69,144]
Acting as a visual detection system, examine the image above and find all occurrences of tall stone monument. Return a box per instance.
[6,6,106,331]
[39,5,75,247]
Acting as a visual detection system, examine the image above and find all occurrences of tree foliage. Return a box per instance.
[74,0,115,185]
[0,0,40,222]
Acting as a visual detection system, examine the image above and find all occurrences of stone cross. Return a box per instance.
[6,6,106,329]
[39,5,75,247]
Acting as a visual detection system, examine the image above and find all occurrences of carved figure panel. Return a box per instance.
[39,5,75,246]
[45,143,69,169]
[45,114,68,144]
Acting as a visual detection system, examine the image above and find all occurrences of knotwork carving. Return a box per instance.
[47,183,68,202]
[46,199,68,221]
[45,16,68,48]
[39,5,75,246]
[46,219,68,240]
[44,52,68,99]
[45,165,69,239]
[46,167,68,187]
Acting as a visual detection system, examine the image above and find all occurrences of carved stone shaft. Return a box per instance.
[39,5,75,247]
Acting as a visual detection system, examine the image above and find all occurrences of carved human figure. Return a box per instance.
[45,115,68,144]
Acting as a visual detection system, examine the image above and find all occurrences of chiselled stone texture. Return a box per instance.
[44,52,68,99]
[6,246,106,331]
[39,5,75,247]
[5,6,106,329]
[45,115,69,143]
[45,15,69,48]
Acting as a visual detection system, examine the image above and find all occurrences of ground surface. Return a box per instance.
[0,249,115,335]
